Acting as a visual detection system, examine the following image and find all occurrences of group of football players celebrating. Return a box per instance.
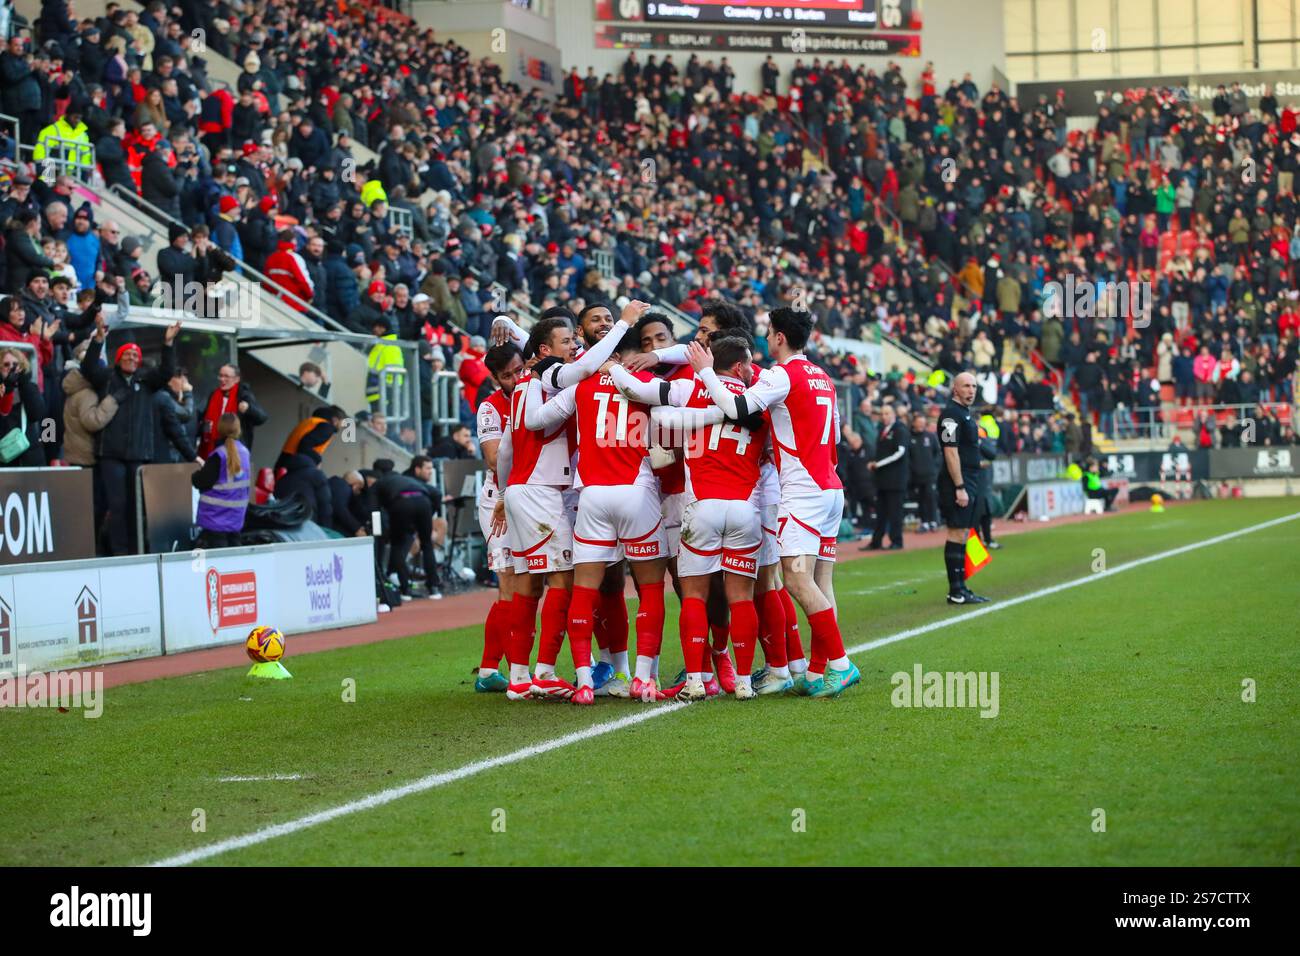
[471,298,860,704]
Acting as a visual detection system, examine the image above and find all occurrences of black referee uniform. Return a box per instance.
[937,397,988,604]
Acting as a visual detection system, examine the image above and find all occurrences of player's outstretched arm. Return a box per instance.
[523,377,577,431]
[544,300,651,391]
[653,343,689,365]
[608,363,692,406]
[650,404,726,430]
[691,342,789,419]
[490,315,529,350]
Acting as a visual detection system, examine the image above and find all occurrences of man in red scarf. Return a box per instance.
[198,363,267,458]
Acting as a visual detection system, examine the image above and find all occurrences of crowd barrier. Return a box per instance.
[0,538,377,674]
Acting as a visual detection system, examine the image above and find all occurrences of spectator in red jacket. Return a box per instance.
[263,230,314,312]
[0,295,54,390]
[457,335,489,408]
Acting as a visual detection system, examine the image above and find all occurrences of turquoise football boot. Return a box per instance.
[474,671,509,693]
[820,662,861,697]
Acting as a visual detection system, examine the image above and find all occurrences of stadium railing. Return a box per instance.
[109,183,352,334]
[389,205,414,239]
[94,180,424,445]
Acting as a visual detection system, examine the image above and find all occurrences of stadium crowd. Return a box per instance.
[0,0,1296,573]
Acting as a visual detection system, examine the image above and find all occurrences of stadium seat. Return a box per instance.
[255,468,277,505]
[1084,498,1105,515]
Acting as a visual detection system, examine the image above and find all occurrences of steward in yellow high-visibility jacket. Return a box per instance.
[32,111,93,172]
[366,323,406,409]
[360,177,388,209]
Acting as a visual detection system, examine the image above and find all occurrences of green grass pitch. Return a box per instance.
[3,498,1298,866]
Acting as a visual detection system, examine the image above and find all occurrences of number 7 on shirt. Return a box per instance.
[815,395,833,444]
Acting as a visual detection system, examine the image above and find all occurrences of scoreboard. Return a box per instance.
[594,0,923,31]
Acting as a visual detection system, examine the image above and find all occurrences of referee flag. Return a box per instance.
[965,529,991,578]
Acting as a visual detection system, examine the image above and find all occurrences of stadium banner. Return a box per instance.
[594,24,920,55]
[1018,69,1300,118]
[1026,480,1086,520]
[0,554,163,673]
[1208,446,1297,479]
[991,453,1069,487]
[138,462,200,555]
[159,538,377,654]
[507,33,563,94]
[594,0,922,30]
[1101,450,1207,483]
[0,467,95,567]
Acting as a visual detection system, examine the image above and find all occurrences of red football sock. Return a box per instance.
[567,586,598,674]
[634,581,665,659]
[807,607,845,675]
[729,599,758,676]
[757,588,787,668]
[779,587,804,662]
[537,586,571,667]
[481,599,509,670]
[597,589,629,655]
[507,592,540,668]
[710,622,729,655]
[679,597,709,674]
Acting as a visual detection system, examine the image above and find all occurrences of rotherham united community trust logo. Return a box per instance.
[205,567,258,634]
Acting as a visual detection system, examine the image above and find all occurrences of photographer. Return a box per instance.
[190,224,236,318]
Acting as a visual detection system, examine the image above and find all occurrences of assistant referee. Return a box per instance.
[937,372,990,605]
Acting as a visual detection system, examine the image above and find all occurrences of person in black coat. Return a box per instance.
[156,223,195,299]
[80,315,180,554]
[96,120,135,192]
[865,404,911,550]
[5,210,55,291]
[288,116,330,171]
[326,472,366,537]
[152,368,198,463]
[365,459,443,599]
[0,35,45,143]
[908,412,941,531]
[141,146,184,221]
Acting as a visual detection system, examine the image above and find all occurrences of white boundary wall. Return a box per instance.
[0,538,377,673]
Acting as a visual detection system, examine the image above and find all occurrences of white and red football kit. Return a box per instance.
[700,354,844,560]
[527,370,665,564]
[475,389,513,573]
[653,374,768,580]
[501,371,576,574]
[650,362,695,559]
[756,456,781,569]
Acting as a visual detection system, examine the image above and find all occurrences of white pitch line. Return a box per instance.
[147,510,1299,867]
[218,774,305,782]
